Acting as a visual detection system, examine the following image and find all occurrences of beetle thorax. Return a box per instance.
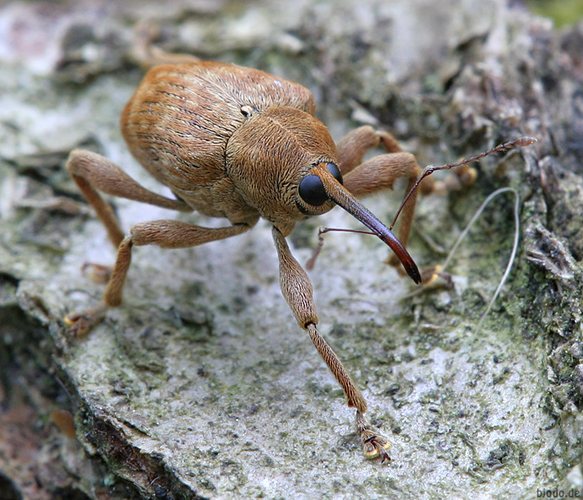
[225,107,338,229]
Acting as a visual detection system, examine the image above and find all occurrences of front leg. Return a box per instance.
[337,127,433,253]
[272,227,390,462]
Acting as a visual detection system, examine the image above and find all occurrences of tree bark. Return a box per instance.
[0,0,582,497]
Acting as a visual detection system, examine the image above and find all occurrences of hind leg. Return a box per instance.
[66,149,191,247]
[66,220,255,336]
[131,20,202,68]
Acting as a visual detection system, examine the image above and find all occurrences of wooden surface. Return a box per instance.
[0,0,582,497]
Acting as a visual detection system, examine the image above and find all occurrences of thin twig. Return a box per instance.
[440,187,521,331]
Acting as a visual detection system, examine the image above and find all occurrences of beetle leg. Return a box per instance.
[272,227,390,462]
[66,149,192,247]
[337,126,476,253]
[343,152,423,253]
[66,220,254,337]
[336,126,400,175]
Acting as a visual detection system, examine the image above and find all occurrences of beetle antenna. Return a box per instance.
[306,227,375,270]
[390,136,537,229]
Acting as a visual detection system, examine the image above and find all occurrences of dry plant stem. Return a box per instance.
[401,187,521,304]
[440,187,521,330]
[477,189,520,329]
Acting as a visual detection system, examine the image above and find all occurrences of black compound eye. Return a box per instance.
[326,162,343,184]
[298,174,327,206]
[298,162,343,207]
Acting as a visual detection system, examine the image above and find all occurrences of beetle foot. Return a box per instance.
[361,429,391,463]
[64,304,107,337]
[356,411,391,463]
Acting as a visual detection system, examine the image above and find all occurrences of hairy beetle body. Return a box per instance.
[121,61,318,227]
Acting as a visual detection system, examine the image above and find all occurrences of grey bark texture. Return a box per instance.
[0,0,582,498]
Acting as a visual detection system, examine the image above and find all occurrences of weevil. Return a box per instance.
[64,47,466,462]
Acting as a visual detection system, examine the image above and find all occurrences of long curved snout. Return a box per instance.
[312,165,422,284]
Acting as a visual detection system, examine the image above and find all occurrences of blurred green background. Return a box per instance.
[527,0,583,27]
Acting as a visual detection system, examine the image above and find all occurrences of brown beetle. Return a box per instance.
[65,49,436,462]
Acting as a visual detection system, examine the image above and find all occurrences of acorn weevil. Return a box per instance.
[63,44,482,462]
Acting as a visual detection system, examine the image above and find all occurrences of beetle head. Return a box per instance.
[226,106,420,283]
[226,106,338,225]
